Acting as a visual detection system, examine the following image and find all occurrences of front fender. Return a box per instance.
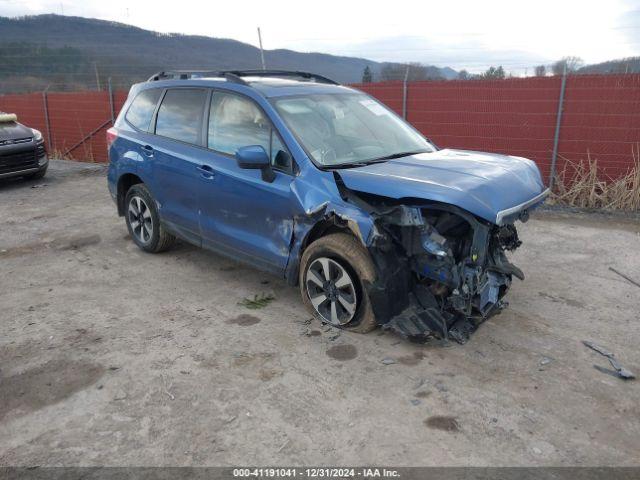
[284,169,379,285]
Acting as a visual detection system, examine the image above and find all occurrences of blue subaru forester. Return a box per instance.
[107,70,549,343]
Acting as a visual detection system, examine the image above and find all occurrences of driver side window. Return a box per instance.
[208,91,293,173]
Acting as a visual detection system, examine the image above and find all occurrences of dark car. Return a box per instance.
[0,112,48,181]
[107,70,548,344]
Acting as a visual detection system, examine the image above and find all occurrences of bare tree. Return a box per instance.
[379,62,441,81]
[457,69,470,80]
[551,56,584,75]
[534,65,546,77]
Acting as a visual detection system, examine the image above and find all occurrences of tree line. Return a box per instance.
[361,56,639,82]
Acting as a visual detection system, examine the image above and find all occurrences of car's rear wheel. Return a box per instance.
[299,233,378,333]
[125,184,175,253]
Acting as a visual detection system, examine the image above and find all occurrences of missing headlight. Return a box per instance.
[420,226,449,258]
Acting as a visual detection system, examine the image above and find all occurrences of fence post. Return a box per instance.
[402,65,410,119]
[108,77,115,123]
[42,87,52,150]
[549,66,567,190]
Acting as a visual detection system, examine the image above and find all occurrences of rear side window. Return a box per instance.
[155,89,208,145]
[125,89,162,131]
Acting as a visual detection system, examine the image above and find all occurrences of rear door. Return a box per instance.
[151,88,209,245]
[197,90,295,275]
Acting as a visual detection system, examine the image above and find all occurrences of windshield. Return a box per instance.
[272,93,434,167]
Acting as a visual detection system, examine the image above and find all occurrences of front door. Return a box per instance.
[198,90,295,275]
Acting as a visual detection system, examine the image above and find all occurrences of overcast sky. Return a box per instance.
[1,0,638,73]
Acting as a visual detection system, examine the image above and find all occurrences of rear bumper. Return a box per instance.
[107,162,118,202]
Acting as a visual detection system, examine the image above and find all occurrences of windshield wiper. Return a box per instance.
[327,162,371,169]
[366,149,431,163]
[326,149,431,170]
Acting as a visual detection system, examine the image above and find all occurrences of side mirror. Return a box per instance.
[236,145,275,182]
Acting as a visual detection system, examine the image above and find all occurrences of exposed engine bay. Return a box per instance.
[335,182,527,344]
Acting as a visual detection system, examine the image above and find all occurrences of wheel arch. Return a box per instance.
[117,173,144,216]
[285,214,368,287]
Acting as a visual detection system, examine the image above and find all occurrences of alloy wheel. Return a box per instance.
[128,196,153,244]
[305,257,358,325]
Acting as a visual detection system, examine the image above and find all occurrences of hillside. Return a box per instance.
[0,14,456,92]
[578,57,640,74]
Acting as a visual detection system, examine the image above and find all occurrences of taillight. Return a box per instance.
[106,127,117,150]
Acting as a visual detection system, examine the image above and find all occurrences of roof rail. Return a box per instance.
[223,70,339,85]
[147,69,339,85]
[147,71,248,85]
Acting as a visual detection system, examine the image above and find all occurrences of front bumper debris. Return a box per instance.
[382,285,507,344]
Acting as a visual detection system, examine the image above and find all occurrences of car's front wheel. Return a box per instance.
[124,184,175,253]
[299,233,378,333]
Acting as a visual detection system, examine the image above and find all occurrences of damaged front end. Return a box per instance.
[339,185,528,344]
[380,204,524,344]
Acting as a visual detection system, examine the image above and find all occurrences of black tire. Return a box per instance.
[124,184,175,253]
[26,166,47,180]
[299,233,378,333]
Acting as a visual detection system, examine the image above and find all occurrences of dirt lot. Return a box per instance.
[1,160,639,467]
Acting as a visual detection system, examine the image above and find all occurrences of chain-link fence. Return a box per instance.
[1,74,638,186]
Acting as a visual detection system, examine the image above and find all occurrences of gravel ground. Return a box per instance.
[0,160,639,467]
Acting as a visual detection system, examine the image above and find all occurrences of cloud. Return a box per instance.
[617,5,640,52]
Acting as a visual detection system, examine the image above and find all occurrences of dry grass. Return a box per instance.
[49,149,75,161]
[49,149,96,163]
[550,146,640,211]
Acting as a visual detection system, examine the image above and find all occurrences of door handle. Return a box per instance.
[197,164,215,179]
[141,145,154,156]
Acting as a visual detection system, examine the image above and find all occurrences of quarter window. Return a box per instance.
[155,89,208,145]
[125,88,162,131]
[208,91,292,172]
[270,131,292,171]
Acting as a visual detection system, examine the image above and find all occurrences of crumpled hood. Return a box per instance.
[336,149,548,224]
